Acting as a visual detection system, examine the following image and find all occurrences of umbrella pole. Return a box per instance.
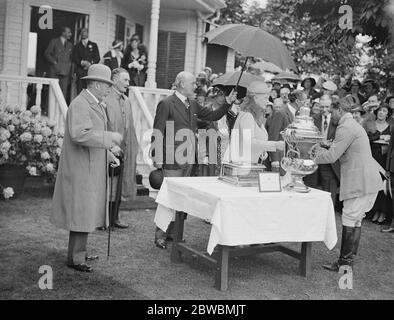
[234,56,249,93]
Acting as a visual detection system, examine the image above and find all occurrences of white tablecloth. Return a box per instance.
[154,177,337,255]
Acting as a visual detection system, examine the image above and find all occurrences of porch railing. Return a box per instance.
[0,74,68,133]
[128,86,173,177]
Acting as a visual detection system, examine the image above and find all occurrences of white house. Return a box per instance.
[0,0,235,177]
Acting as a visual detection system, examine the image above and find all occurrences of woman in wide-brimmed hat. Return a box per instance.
[301,77,319,100]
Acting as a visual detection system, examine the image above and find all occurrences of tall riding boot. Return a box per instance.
[338,226,355,267]
[323,226,355,272]
[352,227,361,256]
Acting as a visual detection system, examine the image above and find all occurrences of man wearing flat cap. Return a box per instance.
[51,64,123,272]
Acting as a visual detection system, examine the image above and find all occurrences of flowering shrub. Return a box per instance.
[0,184,14,199]
[0,105,63,181]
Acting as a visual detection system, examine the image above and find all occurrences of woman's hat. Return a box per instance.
[373,103,393,118]
[385,96,394,104]
[350,79,362,87]
[301,77,316,88]
[351,105,365,114]
[81,64,114,85]
[149,169,164,190]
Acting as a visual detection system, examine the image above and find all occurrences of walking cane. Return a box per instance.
[108,165,114,260]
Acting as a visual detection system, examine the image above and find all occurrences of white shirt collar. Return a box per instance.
[175,90,188,104]
[60,36,66,45]
[86,89,100,104]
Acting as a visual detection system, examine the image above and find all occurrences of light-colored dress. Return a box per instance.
[223,111,276,163]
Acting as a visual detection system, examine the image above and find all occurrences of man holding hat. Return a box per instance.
[51,64,123,272]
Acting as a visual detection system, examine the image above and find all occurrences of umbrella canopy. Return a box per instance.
[212,71,265,88]
[272,71,301,83]
[204,24,297,72]
[251,60,283,74]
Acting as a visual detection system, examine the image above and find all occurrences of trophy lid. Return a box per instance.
[283,106,323,140]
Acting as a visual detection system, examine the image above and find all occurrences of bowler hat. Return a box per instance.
[149,169,164,190]
[82,64,114,85]
[301,77,316,88]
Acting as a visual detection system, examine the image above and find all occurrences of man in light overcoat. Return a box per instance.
[315,98,382,272]
[51,64,123,272]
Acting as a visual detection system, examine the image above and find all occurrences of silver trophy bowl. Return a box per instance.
[280,105,324,193]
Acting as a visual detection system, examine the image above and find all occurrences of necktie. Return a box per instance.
[323,115,328,132]
[185,98,190,109]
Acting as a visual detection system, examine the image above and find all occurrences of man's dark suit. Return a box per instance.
[385,125,394,228]
[152,93,230,247]
[44,37,73,100]
[152,93,230,170]
[305,113,340,206]
[73,40,100,93]
[265,106,293,172]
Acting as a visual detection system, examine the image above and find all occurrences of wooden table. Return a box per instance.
[154,177,337,291]
[170,211,312,291]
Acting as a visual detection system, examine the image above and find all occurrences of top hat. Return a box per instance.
[82,64,114,85]
[301,77,316,88]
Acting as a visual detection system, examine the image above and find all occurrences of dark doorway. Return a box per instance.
[206,44,227,74]
[156,30,186,89]
[29,6,88,107]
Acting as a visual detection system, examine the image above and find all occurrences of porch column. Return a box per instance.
[145,0,160,88]
[194,13,203,74]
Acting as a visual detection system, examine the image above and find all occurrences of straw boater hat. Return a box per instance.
[82,64,114,85]
[301,77,316,88]
[322,80,337,92]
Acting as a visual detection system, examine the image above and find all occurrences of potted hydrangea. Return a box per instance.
[0,105,63,198]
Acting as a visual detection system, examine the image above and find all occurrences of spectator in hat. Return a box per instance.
[103,40,124,71]
[369,104,392,224]
[350,105,366,125]
[322,80,338,96]
[272,81,281,92]
[362,95,380,114]
[348,79,366,105]
[301,77,319,100]
[122,35,148,86]
[51,64,123,272]
[385,96,394,126]
[362,79,379,100]
[196,71,209,92]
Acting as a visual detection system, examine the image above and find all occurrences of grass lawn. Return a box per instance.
[0,195,393,300]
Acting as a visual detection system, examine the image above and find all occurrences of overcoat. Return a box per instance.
[315,113,382,201]
[105,88,138,201]
[51,90,113,232]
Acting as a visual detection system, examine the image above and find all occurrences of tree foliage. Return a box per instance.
[215,0,392,78]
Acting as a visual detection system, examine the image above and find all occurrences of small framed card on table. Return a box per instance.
[258,172,282,192]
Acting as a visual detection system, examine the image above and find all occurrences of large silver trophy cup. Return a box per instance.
[280,105,324,193]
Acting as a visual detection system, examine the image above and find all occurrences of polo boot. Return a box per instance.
[323,226,355,272]
[352,227,361,256]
